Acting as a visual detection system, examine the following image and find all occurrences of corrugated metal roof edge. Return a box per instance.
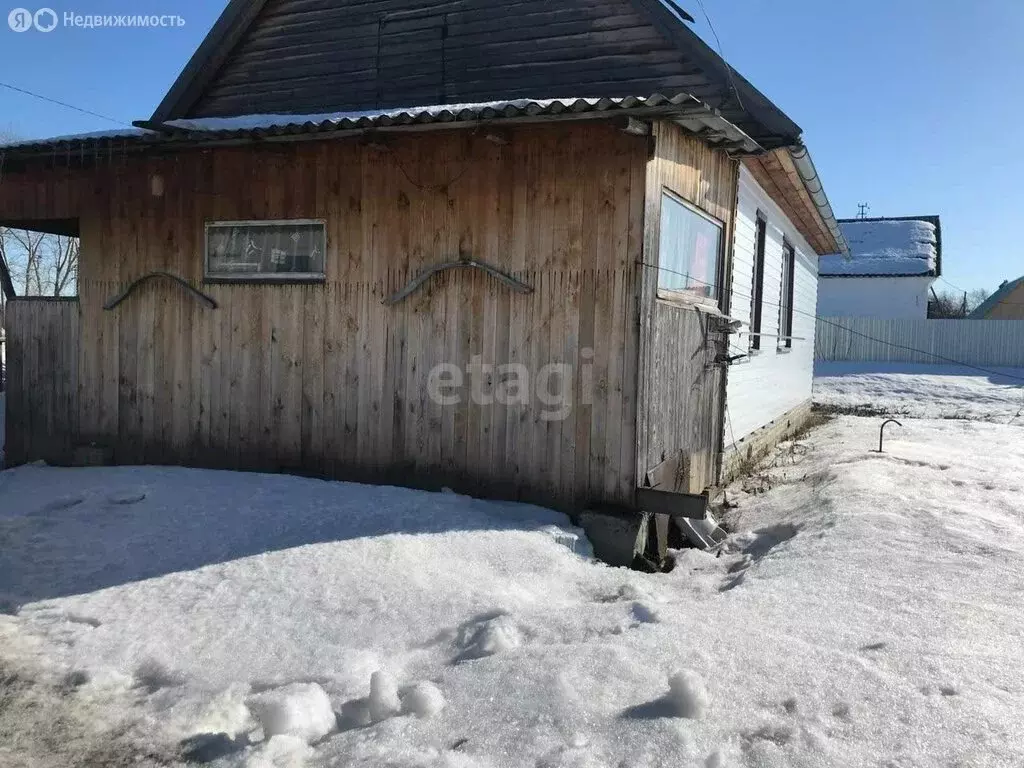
[1,95,764,157]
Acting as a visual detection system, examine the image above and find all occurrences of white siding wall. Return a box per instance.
[817,276,934,319]
[726,167,819,443]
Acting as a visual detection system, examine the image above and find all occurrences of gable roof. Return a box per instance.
[968,276,1024,319]
[150,0,802,150]
[820,216,941,278]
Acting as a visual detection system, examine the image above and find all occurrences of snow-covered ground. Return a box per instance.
[2,410,1024,767]
[814,362,1024,423]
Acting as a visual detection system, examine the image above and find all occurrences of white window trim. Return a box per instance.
[777,240,796,351]
[204,219,327,283]
[656,190,725,310]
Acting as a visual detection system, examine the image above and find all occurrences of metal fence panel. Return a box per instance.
[815,317,1024,367]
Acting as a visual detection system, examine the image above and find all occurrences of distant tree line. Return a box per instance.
[928,288,990,319]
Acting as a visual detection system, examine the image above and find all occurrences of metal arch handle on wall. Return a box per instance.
[103,271,218,311]
[383,259,534,306]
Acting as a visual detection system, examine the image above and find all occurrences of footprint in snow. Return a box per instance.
[860,641,888,652]
[594,584,652,604]
[453,614,522,662]
[133,659,184,693]
[630,602,661,625]
[29,495,86,516]
[63,612,101,628]
[742,724,794,748]
[919,684,958,697]
[832,702,852,722]
[108,489,147,506]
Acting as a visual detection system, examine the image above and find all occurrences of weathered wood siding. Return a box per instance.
[182,0,715,119]
[637,121,736,493]
[3,299,80,465]
[0,123,647,512]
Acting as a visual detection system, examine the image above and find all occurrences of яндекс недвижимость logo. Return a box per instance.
[8,8,183,31]
[8,7,57,31]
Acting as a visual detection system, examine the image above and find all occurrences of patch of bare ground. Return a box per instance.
[0,655,180,768]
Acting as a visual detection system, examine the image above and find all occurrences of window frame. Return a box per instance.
[750,212,767,351]
[203,219,327,284]
[655,189,726,310]
[778,239,796,350]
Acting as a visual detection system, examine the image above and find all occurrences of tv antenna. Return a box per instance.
[856,203,871,219]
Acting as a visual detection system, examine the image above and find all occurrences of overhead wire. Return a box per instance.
[0,81,131,128]
[937,275,1024,309]
[692,0,744,112]
[0,82,1018,382]
[638,260,1024,384]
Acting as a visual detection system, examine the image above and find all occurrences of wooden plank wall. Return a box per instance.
[183,0,718,120]
[3,299,80,466]
[0,122,648,512]
[637,121,737,493]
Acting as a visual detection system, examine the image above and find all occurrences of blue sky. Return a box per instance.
[0,0,1020,294]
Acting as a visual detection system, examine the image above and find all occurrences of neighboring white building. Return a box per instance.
[725,165,827,449]
[817,216,942,319]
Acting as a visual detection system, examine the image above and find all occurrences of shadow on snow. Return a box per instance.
[0,464,569,613]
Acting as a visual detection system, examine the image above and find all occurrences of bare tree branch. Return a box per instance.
[0,227,79,297]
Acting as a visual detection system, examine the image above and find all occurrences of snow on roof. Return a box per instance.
[161,101,555,133]
[0,127,147,149]
[0,96,763,155]
[0,102,567,150]
[0,104,533,150]
[820,218,939,277]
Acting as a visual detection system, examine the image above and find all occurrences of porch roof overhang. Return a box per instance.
[0,218,79,238]
[0,94,765,166]
[743,146,849,258]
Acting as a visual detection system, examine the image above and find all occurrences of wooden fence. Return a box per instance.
[3,298,80,465]
[816,316,1024,367]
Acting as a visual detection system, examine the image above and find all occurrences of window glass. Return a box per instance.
[779,242,796,348]
[206,221,325,281]
[658,193,722,301]
[751,214,767,350]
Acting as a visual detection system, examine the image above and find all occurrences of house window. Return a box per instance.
[205,220,326,282]
[779,241,796,349]
[657,191,723,304]
[750,213,767,351]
